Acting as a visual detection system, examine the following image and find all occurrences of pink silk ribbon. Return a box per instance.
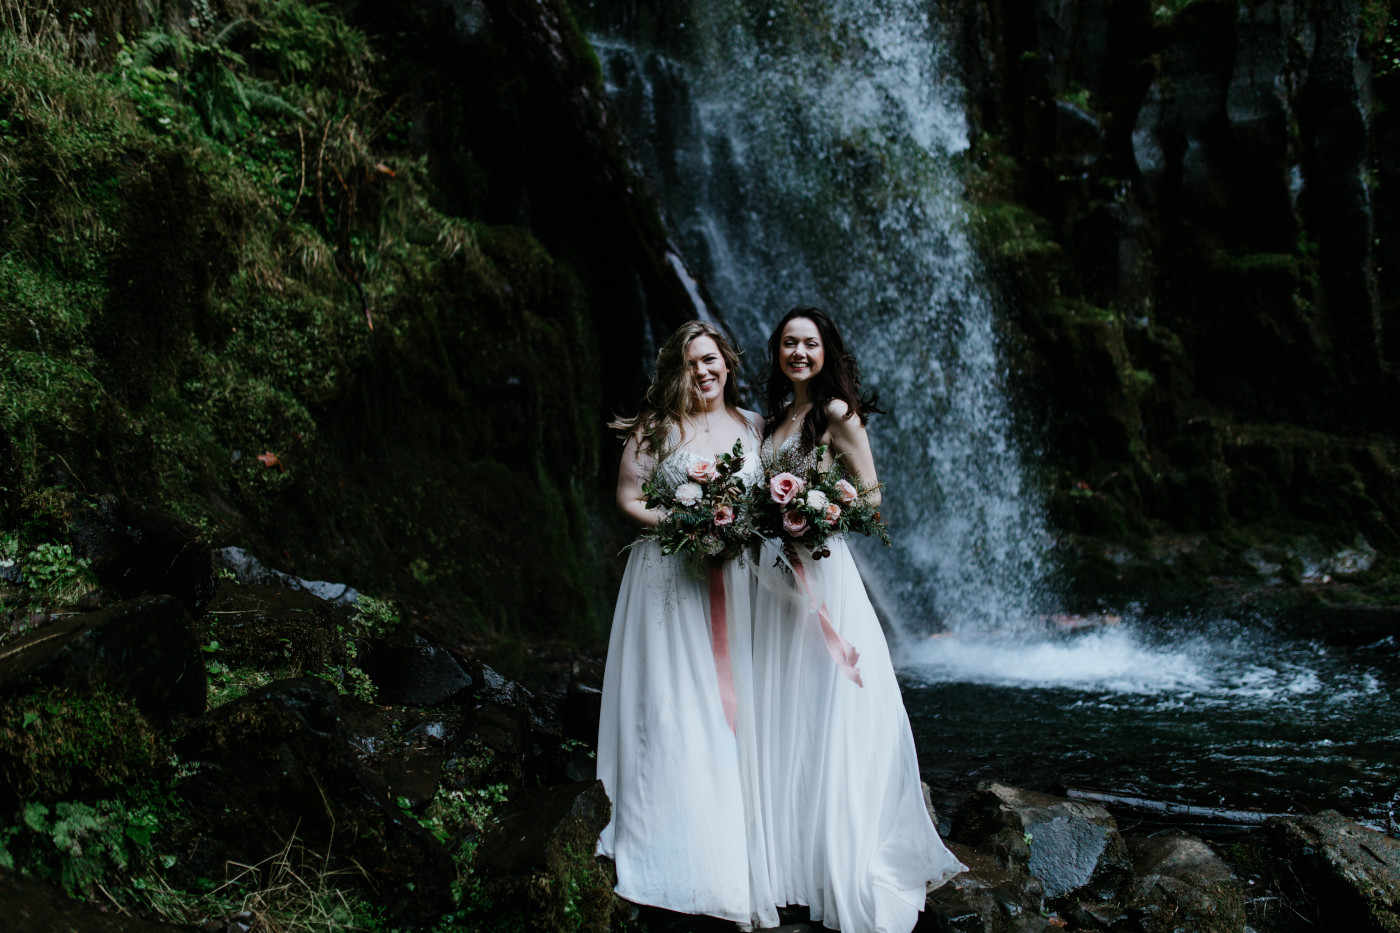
[790,554,864,688]
[707,560,739,734]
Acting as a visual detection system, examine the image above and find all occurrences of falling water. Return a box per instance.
[587,3,1400,823]
[594,0,1048,634]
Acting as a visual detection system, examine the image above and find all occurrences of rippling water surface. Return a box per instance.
[898,618,1400,829]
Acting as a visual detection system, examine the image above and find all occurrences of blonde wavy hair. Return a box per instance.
[610,320,743,458]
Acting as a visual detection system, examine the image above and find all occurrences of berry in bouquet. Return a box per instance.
[753,446,890,560]
[635,439,756,563]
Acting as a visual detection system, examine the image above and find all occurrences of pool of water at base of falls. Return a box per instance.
[897,616,1400,831]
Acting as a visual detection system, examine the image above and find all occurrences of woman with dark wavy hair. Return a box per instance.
[597,321,779,929]
[754,306,964,933]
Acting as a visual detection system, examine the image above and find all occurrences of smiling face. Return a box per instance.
[686,334,729,409]
[779,316,825,388]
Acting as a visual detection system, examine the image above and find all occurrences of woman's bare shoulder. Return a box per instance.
[739,408,766,431]
[824,398,854,420]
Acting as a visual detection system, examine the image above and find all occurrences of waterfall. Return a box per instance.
[595,1,1049,635]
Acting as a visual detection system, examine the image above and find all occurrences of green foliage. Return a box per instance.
[351,594,401,638]
[0,686,161,801]
[18,540,96,604]
[0,798,159,897]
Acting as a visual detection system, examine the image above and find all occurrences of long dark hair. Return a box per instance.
[762,305,881,450]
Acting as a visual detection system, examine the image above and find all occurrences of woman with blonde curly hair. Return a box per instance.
[596,320,779,929]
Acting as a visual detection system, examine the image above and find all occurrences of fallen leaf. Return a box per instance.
[256,452,284,473]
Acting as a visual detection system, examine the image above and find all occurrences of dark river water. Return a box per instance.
[897,615,1400,831]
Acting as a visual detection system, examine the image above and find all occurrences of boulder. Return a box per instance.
[338,697,464,808]
[919,841,1051,933]
[198,584,348,674]
[174,677,452,925]
[949,782,1131,902]
[1267,810,1400,933]
[0,595,204,728]
[69,495,217,617]
[474,780,624,932]
[357,635,473,707]
[214,546,359,604]
[1123,829,1244,933]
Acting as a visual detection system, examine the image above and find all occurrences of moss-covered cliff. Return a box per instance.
[945,0,1400,605]
[0,0,693,642]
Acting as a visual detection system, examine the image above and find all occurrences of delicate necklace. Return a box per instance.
[790,402,811,422]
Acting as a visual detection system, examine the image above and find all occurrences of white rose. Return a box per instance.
[675,482,704,506]
[806,489,829,511]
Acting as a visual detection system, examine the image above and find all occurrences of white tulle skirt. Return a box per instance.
[752,538,965,933]
[596,540,779,930]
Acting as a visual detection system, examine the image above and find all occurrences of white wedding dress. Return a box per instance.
[596,434,779,930]
[752,434,965,933]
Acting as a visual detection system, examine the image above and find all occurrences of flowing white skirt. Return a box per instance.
[753,538,965,933]
[596,541,779,930]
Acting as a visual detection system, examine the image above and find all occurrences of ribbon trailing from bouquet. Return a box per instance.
[707,560,739,734]
[789,553,864,688]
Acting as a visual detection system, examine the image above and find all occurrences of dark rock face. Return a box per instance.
[174,677,453,925]
[1267,810,1400,932]
[945,0,1399,589]
[69,496,217,617]
[0,595,204,728]
[949,782,1131,902]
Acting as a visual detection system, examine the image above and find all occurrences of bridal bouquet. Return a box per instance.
[638,439,755,561]
[751,447,890,559]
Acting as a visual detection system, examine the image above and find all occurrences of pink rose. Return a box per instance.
[770,472,806,505]
[688,459,719,483]
[835,478,859,506]
[783,510,810,537]
[823,503,842,526]
[713,503,735,526]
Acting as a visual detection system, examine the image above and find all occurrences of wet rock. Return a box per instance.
[198,584,349,674]
[950,782,1131,902]
[0,866,190,932]
[69,495,217,617]
[0,594,204,728]
[214,546,359,604]
[338,697,464,808]
[174,677,452,925]
[442,699,532,791]
[1267,810,1400,933]
[475,780,624,931]
[919,842,1049,933]
[1122,829,1243,933]
[357,635,473,707]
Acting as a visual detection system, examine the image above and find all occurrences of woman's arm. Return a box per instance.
[616,429,664,528]
[824,399,881,507]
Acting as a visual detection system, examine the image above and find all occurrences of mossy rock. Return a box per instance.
[0,685,161,805]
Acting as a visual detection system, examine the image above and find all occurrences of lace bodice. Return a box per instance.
[759,430,818,476]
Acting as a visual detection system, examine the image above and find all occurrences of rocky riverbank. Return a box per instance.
[2,505,1395,932]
